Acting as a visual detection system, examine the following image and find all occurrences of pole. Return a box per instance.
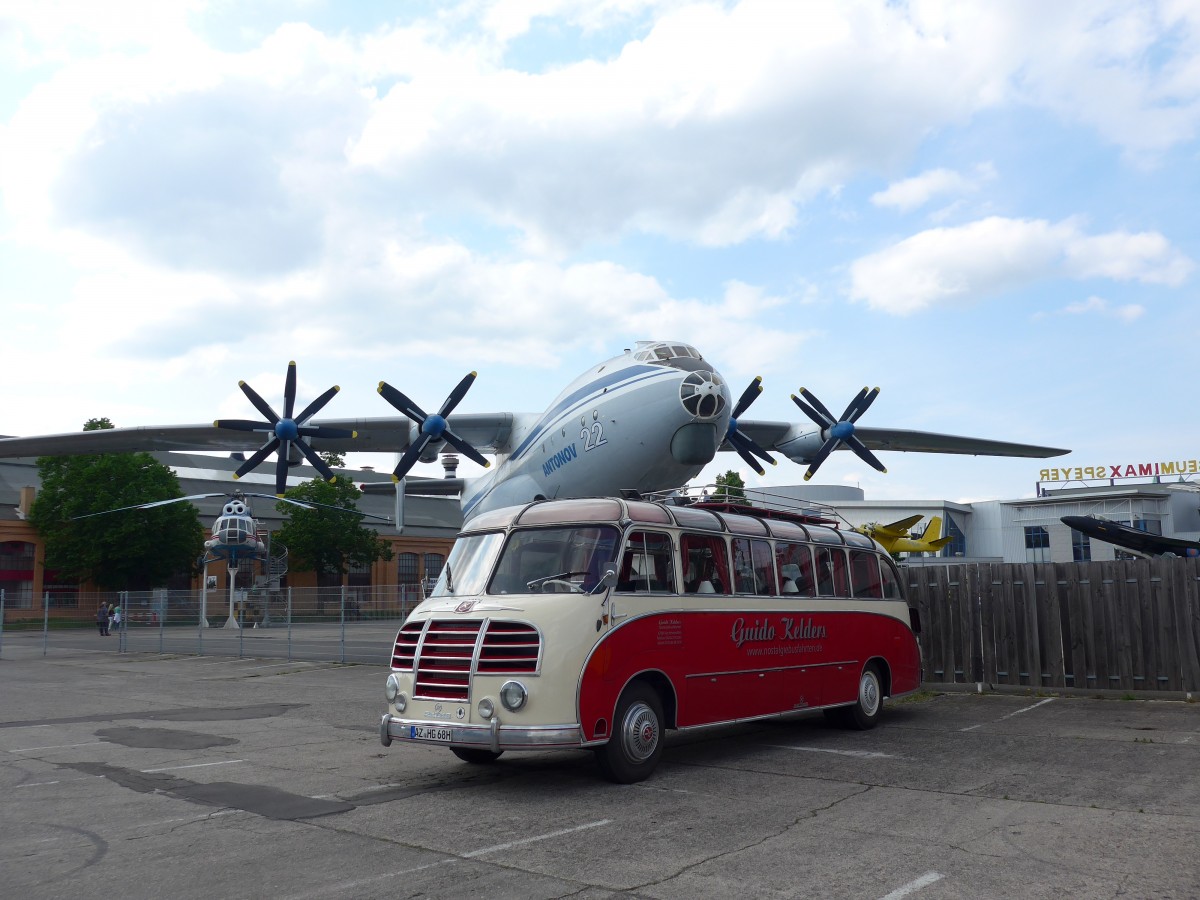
[287,586,292,663]
[0,589,5,658]
[225,564,240,629]
[159,589,165,654]
[340,584,346,664]
[42,591,50,657]
[199,561,210,628]
[119,591,127,653]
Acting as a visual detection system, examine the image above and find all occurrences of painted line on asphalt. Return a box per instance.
[141,759,246,773]
[463,819,613,857]
[960,697,1056,732]
[10,741,106,753]
[283,818,613,899]
[878,872,944,899]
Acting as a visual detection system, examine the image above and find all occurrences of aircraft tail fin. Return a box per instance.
[921,516,954,551]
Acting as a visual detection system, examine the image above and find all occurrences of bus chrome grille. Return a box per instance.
[478,621,540,674]
[394,619,542,702]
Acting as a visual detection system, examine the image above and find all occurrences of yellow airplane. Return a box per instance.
[855,515,952,555]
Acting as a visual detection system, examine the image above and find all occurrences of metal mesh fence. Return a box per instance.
[0,585,426,665]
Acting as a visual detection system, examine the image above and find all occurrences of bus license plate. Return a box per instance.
[410,725,452,743]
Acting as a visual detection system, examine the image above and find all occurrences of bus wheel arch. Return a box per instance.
[595,675,672,784]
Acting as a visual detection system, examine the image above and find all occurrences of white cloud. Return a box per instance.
[870,164,996,213]
[1061,296,1146,322]
[848,217,1193,315]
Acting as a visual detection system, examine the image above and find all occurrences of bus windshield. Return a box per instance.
[488,526,620,595]
[428,531,504,597]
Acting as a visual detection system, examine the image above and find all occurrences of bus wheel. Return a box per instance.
[451,747,504,764]
[847,663,884,730]
[596,683,664,784]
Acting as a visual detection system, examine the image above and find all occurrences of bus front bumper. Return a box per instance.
[380,714,583,753]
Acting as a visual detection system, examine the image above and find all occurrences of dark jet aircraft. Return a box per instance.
[1061,515,1200,558]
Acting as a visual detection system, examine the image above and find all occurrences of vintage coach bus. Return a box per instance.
[379,495,922,783]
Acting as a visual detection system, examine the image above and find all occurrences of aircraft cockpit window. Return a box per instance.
[635,342,702,366]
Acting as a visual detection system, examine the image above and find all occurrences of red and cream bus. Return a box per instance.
[380,495,922,783]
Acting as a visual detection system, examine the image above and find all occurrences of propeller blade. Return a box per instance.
[437,371,478,418]
[294,385,340,424]
[802,439,838,482]
[838,387,870,423]
[795,387,836,427]
[442,430,491,468]
[731,376,762,420]
[296,440,337,484]
[297,424,357,440]
[233,439,280,480]
[392,435,432,481]
[729,429,776,467]
[791,393,832,429]
[282,360,297,421]
[378,382,429,424]
[845,434,887,473]
[731,442,766,476]
[274,448,290,496]
[239,381,280,424]
[845,387,880,424]
[214,419,274,433]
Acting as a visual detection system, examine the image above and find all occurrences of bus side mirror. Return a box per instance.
[592,565,618,594]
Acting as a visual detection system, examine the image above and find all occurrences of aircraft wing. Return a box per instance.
[0,413,516,458]
[852,428,1068,458]
[735,421,1068,461]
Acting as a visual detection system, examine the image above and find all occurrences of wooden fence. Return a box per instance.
[905,558,1200,695]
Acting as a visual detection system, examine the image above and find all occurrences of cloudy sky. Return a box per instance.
[2,0,1197,503]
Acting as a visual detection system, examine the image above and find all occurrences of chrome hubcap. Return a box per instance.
[621,702,659,762]
[860,672,880,715]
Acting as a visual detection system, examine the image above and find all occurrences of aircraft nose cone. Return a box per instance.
[275,419,300,442]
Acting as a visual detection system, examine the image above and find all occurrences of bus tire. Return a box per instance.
[451,747,504,764]
[596,682,664,784]
[846,662,884,730]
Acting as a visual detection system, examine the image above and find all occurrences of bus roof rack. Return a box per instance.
[640,485,846,528]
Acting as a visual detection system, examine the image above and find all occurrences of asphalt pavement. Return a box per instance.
[1,646,1197,899]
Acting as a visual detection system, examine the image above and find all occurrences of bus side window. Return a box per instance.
[776,542,814,596]
[618,531,675,592]
[881,560,902,599]
[849,550,883,599]
[815,547,848,597]
[734,538,776,595]
[732,539,755,594]
[681,533,729,594]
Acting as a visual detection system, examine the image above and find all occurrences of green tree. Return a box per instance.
[274,475,393,583]
[29,418,205,590]
[713,469,747,502]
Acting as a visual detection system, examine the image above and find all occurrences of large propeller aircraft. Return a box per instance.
[0,342,1068,524]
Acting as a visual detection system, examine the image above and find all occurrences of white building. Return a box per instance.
[748,479,1200,564]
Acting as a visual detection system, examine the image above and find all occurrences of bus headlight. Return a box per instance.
[385,674,400,703]
[500,680,527,712]
[477,698,495,719]
[394,692,407,713]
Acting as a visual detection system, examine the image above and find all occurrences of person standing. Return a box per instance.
[96,602,108,636]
